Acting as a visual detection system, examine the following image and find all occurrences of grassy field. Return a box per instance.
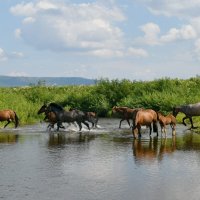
[0,77,200,130]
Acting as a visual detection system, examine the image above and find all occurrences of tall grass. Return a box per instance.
[0,77,200,125]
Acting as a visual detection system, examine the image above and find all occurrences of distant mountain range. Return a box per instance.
[0,76,96,87]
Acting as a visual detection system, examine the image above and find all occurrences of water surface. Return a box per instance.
[0,118,200,200]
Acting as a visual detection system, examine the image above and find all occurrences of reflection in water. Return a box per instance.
[0,133,19,144]
[132,136,176,164]
[182,133,200,150]
[48,133,96,147]
[2,122,200,200]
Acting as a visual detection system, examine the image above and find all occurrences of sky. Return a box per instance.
[0,0,200,81]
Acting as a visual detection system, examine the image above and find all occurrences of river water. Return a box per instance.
[0,118,200,200]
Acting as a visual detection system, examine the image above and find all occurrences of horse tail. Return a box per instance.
[153,111,158,133]
[14,111,19,128]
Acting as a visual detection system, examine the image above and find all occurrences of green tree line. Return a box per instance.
[0,77,200,125]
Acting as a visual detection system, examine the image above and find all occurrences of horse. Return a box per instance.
[173,102,200,129]
[157,112,176,135]
[45,103,90,131]
[69,108,98,128]
[38,104,65,130]
[0,109,19,128]
[132,109,158,139]
[85,111,98,128]
[112,106,140,128]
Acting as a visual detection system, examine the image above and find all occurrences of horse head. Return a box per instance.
[37,104,48,114]
[172,107,179,117]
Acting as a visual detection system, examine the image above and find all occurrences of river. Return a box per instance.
[0,118,200,200]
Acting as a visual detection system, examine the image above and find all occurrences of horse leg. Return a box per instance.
[56,122,61,131]
[119,119,125,128]
[77,122,82,131]
[161,125,164,133]
[82,121,90,130]
[171,124,176,136]
[189,117,196,129]
[59,123,65,129]
[138,126,142,138]
[127,119,131,127]
[153,121,158,136]
[164,125,167,135]
[149,125,152,136]
[4,120,11,128]
[132,125,138,139]
[182,116,188,126]
[47,123,53,131]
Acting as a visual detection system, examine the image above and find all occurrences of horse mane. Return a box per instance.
[49,103,64,111]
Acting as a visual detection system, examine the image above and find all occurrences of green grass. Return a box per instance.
[0,77,200,126]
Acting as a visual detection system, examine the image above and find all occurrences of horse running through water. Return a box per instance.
[0,109,19,128]
[132,109,158,139]
[38,104,65,130]
[69,108,98,128]
[45,103,90,131]
[112,106,140,128]
[157,112,176,135]
[173,102,200,129]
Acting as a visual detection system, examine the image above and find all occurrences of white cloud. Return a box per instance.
[139,0,200,18]
[10,0,126,56]
[10,2,36,16]
[23,17,36,24]
[160,25,197,43]
[135,23,196,45]
[89,49,124,57]
[127,47,148,57]
[138,23,161,45]
[0,48,7,61]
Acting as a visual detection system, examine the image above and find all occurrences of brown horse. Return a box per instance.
[132,109,158,139]
[38,104,65,130]
[112,106,140,128]
[157,112,176,135]
[0,109,19,128]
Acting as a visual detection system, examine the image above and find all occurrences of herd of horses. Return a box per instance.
[0,102,200,139]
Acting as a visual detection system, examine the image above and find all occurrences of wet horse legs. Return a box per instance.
[182,116,196,129]
[119,118,130,128]
[4,119,11,128]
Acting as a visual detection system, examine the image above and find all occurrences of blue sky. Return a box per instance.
[0,0,200,80]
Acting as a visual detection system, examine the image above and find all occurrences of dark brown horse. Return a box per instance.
[85,111,98,128]
[38,103,90,131]
[157,112,176,135]
[112,106,139,128]
[132,109,158,139]
[0,109,19,128]
[173,102,200,129]
[38,104,65,130]
[69,108,98,128]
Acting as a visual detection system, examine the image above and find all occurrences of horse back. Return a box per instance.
[0,109,15,120]
[135,109,157,126]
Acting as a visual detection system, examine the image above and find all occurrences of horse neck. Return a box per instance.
[157,112,162,120]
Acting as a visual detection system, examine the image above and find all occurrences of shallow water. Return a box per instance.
[0,118,200,200]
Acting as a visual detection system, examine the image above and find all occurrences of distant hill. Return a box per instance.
[0,76,96,87]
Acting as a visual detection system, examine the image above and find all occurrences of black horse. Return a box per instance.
[46,103,90,131]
